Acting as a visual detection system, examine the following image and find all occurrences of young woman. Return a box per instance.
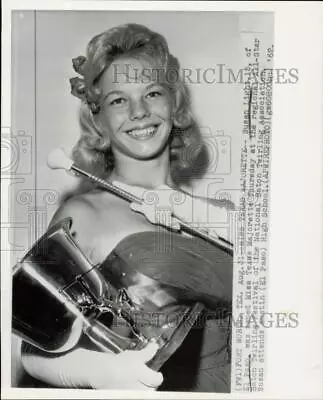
[18,23,234,392]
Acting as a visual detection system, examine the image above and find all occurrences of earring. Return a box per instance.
[95,136,110,151]
[173,111,191,128]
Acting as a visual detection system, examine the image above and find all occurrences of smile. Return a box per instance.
[126,125,158,139]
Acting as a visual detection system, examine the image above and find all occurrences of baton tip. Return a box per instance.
[47,148,73,171]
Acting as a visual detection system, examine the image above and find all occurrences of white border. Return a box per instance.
[2,1,323,399]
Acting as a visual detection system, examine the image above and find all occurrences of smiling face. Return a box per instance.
[96,57,175,162]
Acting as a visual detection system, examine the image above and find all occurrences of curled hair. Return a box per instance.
[70,23,207,188]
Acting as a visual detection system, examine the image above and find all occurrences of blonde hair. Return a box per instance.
[70,23,207,187]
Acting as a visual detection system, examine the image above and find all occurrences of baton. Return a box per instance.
[47,148,233,255]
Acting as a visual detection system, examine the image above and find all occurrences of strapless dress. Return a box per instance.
[19,229,233,392]
[99,230,233,393]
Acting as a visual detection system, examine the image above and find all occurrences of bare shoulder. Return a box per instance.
[48,189,124,262]
[50,193,92,227]
[49,189,116,230]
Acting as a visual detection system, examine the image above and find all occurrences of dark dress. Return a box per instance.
[100,230,233,392]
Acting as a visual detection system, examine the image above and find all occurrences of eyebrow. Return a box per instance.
[103,83,165,99]
[104,90,124,99]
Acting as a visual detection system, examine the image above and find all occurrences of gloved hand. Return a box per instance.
[85,342,163,390]
[112,181,228,236]
[22,340,163,390]
[112,181,182,231]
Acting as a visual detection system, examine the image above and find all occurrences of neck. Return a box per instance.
[110,149,174,189]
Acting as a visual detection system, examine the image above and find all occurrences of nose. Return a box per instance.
[129,98,150,120]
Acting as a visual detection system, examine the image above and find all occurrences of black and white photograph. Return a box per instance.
[2,2,323,399]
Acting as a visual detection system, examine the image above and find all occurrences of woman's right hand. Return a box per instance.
[84,342,163,390]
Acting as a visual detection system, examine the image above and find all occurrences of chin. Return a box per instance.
[126,141,169,160]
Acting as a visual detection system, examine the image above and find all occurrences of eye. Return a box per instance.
[109,97,127,106]
[146,90,163,99]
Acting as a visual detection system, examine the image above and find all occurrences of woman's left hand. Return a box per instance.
[112,181,182,231]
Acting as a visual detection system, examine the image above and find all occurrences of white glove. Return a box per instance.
[22,341,163,390]
[85,342,163,390]
[112,181,182,231]
[112,181,228,235]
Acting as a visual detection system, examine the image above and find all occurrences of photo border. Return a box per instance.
[2,1,322,399]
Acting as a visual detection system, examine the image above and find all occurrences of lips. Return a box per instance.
[126,125,159,139]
